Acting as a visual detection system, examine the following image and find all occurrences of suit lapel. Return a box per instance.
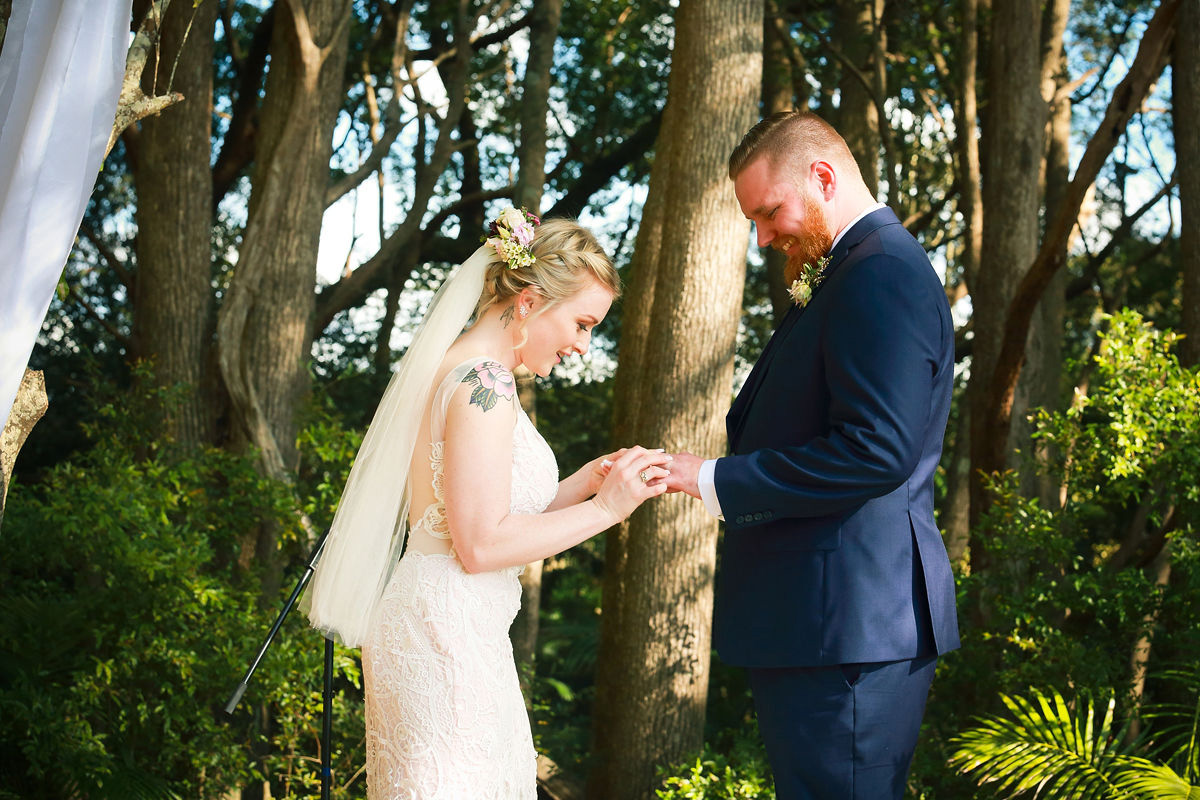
[727,304,799,443]
[725,207,903,449]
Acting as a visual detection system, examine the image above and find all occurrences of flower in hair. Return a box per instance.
[484,206,540,269]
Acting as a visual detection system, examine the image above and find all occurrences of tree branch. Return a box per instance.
[212,5,275,207]
[79,222,135,295]
[979,0,1181,479]
[69,284,132,349]
[106,0,183,160]
[544,110,664,219]
[220,0,245,67]
[324,0,417,208]
[312,0,479,334]
[1065,174,1177,301]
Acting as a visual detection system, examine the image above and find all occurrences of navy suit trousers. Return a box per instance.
[747,657,936,800]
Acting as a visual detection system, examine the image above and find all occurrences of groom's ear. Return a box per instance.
[811,160,837,200]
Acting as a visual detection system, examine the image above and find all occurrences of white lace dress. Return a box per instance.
[361,360,559,800]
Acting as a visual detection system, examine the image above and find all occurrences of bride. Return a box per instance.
[304,209,671,799]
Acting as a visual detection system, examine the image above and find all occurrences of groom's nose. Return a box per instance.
[755,224,774,248]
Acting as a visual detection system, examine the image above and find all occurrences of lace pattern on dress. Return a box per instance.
[412,441,451,550]
[362,357,558,799]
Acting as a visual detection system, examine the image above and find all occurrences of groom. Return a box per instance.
[667,111,959,799]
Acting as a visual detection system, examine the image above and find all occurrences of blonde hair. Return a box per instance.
[728,110,861,185]
[474,218,620,320]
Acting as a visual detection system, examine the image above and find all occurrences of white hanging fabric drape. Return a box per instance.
[0,0,132,427]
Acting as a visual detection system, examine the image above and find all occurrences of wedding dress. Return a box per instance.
[361,358,559,800]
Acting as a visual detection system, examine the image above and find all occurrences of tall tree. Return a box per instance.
[215,0,351,597]
[967,0,1045,553]
[586,1,761,797]
[973,0,1181,526]
[1177,0,1199,369]
[133,0,217,448]
[762,1,803,321]
[1022,0,1072,507]
[942,0,983,566]
[511,0,564,673]
[833,0,884,197]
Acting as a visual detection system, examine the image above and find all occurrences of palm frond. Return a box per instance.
[1112,757,1200,800]
[1140,667,1200,784]
[949,687,1137,800]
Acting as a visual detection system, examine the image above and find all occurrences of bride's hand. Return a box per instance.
[592,446,672,522]
[584,448,627,496]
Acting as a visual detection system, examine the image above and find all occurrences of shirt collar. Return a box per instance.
[829,202,887,254]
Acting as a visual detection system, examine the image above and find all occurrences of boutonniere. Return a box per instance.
[787,255,831,307]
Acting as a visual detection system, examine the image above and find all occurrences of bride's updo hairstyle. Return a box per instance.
[474,218,620,322]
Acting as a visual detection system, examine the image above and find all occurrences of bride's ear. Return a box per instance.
[516,286,542,317]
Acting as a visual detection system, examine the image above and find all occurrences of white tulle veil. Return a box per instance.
[303,245,493,646]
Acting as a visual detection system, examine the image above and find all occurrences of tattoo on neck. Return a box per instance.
[500,305,515,328]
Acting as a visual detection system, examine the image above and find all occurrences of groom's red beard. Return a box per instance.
[781,191,835,285]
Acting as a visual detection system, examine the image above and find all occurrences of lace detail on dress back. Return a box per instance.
[412,441,450,544]
[406,359,558,558]
[362,357,558,799]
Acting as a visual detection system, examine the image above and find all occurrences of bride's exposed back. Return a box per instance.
[304,211,671,799]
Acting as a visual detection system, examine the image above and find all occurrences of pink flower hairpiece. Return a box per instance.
[483,206,541,269]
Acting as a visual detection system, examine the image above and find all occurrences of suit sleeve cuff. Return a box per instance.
[699,459,724,521]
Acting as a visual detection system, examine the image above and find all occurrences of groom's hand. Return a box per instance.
[663,451,703,499]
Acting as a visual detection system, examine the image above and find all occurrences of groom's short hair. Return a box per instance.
[728,111,859,184]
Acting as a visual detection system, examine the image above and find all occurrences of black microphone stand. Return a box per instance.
[224,527,335,800]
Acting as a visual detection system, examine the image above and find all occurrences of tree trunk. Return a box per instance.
[973,0,1180,521]
[510,0,563,672]
[834,0,884,197]
[512,370,542,675]
[514,0,561,212]
[967,0,1044,555]
[133,0,217,448]
[1125,531,1173,744]
[1019,0,1071,506]
[942,403,971,568]
[762,1,801,322]
[586,2,761,797]
[1177,0,1200,369]
[939,0,982,560]
[216,0,350,601]
[0,369,47,533]
[219,0,349,474]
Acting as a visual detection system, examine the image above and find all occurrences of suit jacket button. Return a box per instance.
[753,512,763,521]
[736,515,745,524]
[764,511,773,519]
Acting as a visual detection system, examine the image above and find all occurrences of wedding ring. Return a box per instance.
[639,470,650,483]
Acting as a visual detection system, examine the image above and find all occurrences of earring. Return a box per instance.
[519,306,528,318]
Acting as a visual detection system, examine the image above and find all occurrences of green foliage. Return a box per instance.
[529,544,605,769]
[0,380,368,798]
[919,311,1200,798]
[950,687,1136,799]
[950,682,1200,800]
[655,728,774,800]
[1035,311,1200,499]
[964,311,1199,687]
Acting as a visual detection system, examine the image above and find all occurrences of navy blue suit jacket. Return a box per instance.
[713,207,960,668]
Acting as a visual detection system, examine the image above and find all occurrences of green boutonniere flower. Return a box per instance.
[787,255,831,308]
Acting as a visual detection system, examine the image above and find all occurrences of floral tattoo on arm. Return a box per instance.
[462,361,517,412]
